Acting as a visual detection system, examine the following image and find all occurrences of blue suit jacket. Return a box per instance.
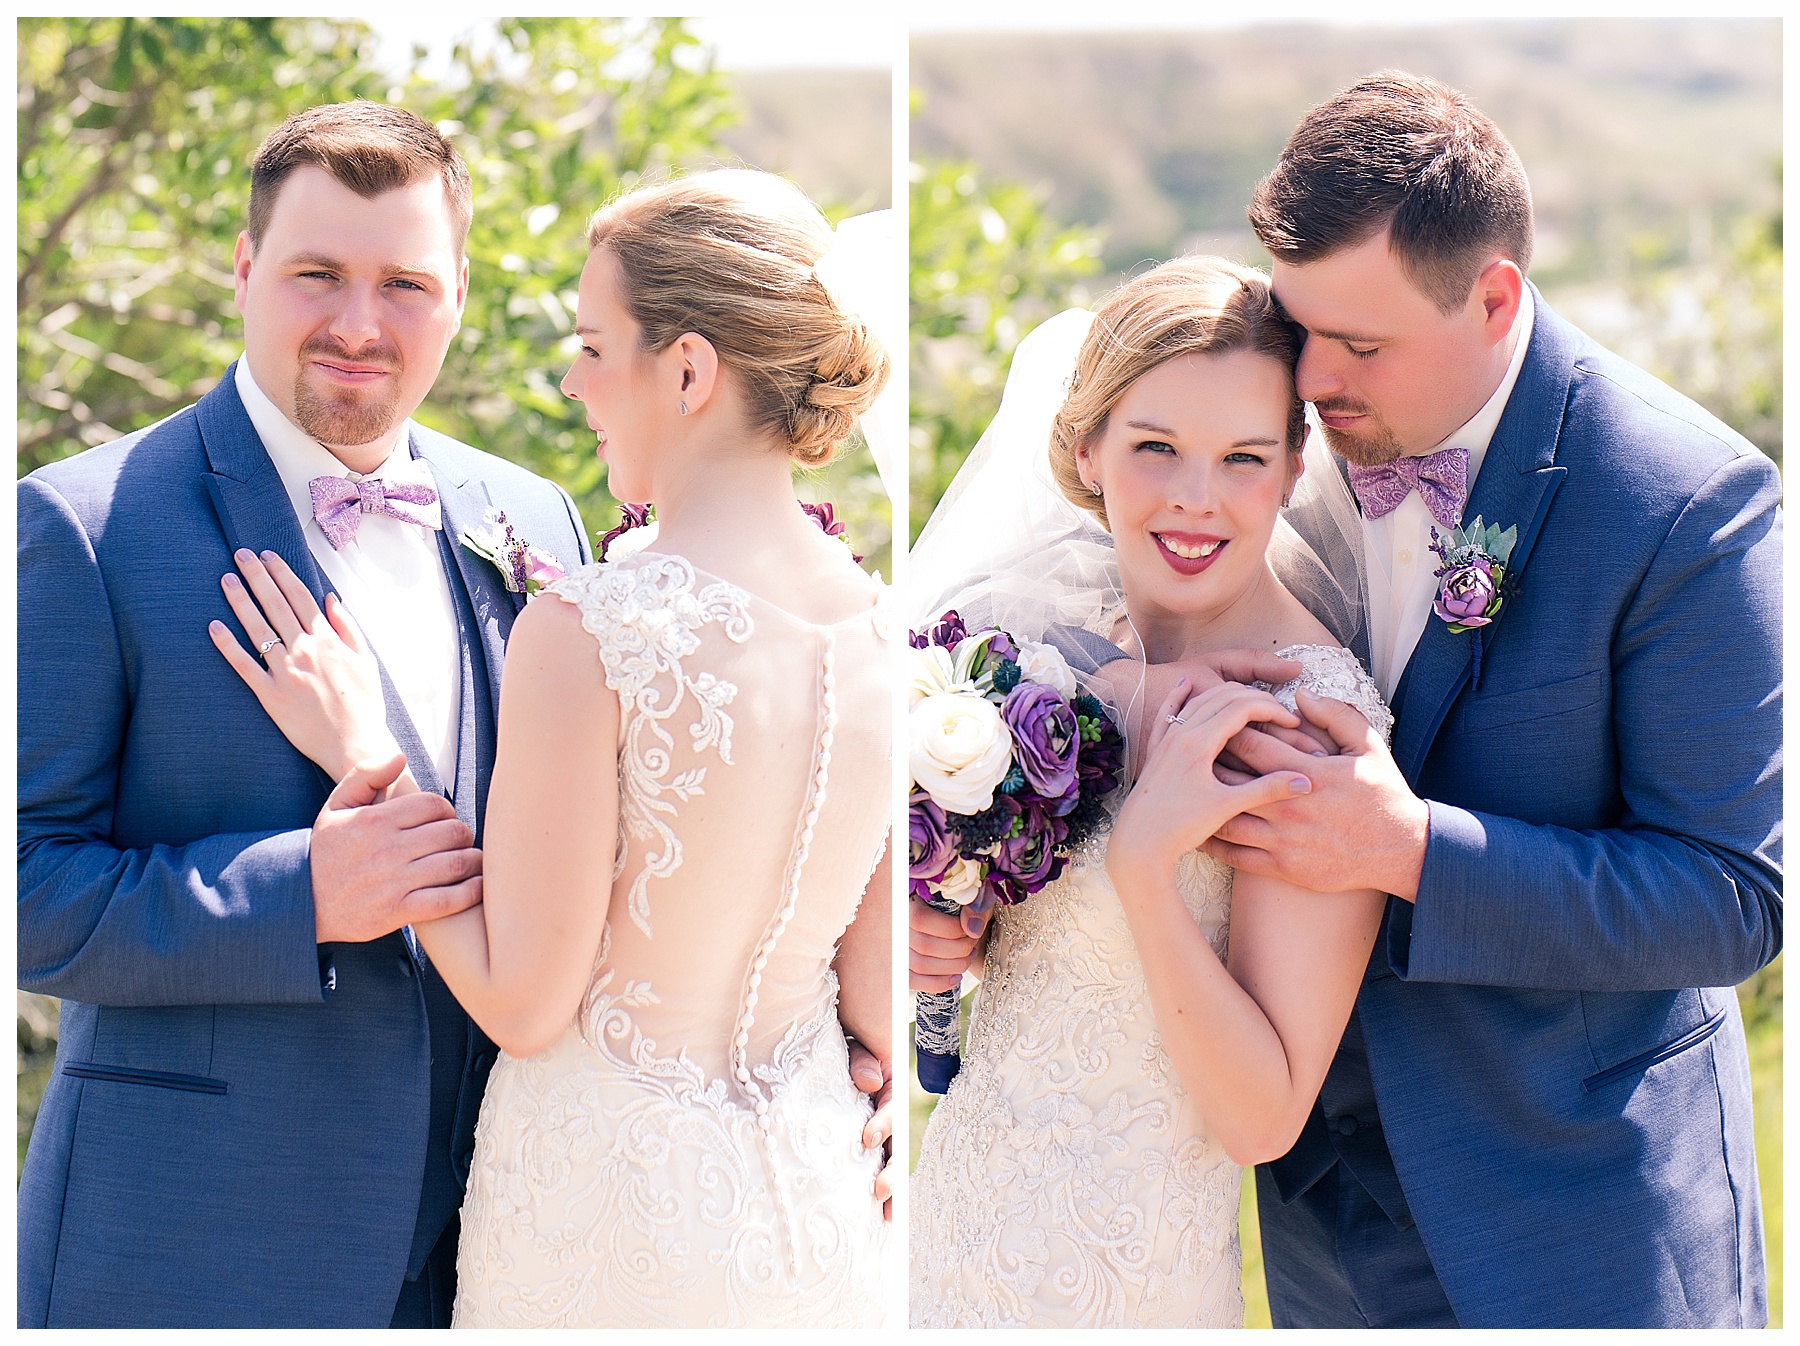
[17,368,592,1327]
[1269,291,1781,1327]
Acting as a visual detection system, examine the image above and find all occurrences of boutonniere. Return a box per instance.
[1429,515,1518,690]
[460,508,566,597]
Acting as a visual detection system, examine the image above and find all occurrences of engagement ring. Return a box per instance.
[1166,713,1187,725]
[258,638,282,656]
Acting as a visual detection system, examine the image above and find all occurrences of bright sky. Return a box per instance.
[369,15,897,79]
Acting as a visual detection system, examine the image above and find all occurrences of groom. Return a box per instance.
[1206,72,1779,1328]
[17,102,593,1326]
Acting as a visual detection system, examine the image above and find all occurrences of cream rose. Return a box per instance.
[910,690,1013,815]
[908,644,959,708]
[1016,639,1078,699]
[935,854,986,906]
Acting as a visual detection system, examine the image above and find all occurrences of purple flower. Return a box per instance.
[801,501,863,563]
[1434,556,1497,627]
[909,791,958,898]
[927,610,967,649]
[1002,683,1080,814]
[989,799,1069,897]
[597,502,653,561]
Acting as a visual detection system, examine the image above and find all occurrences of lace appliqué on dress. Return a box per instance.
[546,555,753,937]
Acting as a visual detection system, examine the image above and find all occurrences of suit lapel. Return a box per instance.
[198,365,328,599]
[198,366,447,797]
[1388,287,1575,783]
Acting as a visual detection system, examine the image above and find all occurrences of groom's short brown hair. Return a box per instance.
[1249,72,1533,314]
[248,101,473,257]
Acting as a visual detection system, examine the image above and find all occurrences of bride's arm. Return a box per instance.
[211,552,618,1056]
[1106,677,1381,1165]
[412,593,618,1056]
[833,837,893,1066]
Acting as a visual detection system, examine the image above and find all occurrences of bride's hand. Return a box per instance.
[209,548,398,782]
[1110,677,1314,889]
[847,1040,895,1222]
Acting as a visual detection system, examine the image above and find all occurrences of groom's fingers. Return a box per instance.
[1205,647,1304,688]
[400,874,484,924]
[1294,689,1382,756]
[1202,835,1276,877]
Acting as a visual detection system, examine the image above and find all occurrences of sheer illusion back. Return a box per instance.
[454,549,893,1328]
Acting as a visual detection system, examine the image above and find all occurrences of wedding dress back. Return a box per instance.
[454,548,892,1327]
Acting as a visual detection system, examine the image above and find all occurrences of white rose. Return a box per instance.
[908,644,957,708]
[910,691,1013,815]
[1016,639,1078,699]
[935,854,986,906]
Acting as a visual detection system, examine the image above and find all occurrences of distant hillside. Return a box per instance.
[911,19,1780,285]
[721,67,891,213]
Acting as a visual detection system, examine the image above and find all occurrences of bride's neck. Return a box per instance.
[1120,560,1297,665]
[646,434,818,558]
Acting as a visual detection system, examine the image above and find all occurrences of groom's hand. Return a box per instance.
[847,1040,895,1222]
[311,754,485,943]
[1204,690,1430,901]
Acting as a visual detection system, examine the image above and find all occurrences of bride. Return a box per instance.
[208,171,895,1326]
[909,256,1390,1327]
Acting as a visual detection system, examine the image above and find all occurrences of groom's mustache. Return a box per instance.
[300,336,402,374]
[1311,398,1373,418]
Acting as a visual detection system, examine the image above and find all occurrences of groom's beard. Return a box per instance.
[293,336,405,449]
[1312,399,1408,467]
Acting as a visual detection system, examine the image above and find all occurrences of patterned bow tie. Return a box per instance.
[309,467,442,550]
[1344,446,1469,530]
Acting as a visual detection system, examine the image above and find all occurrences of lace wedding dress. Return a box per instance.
[910,644,1390,1328]
[453,550,894,1328]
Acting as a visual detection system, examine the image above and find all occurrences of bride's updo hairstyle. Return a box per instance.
[586,169,889,466]
[1048,256,1305,529]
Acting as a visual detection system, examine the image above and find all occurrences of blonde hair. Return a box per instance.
[586,169,889,466]
[1048,256,1305,528]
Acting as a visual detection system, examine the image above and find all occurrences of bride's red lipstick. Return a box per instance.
[1153,531,1227,576]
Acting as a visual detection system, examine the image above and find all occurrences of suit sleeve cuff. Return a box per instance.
[1387,800,1488,981]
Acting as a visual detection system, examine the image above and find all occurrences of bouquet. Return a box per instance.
[908,610,1124,1093]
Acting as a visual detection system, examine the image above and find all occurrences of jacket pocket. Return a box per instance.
[1581,1009,1726,1093]
[1458,668,1604,733]
[63,1061,228,1095]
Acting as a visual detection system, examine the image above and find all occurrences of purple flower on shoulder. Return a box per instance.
[596,502,654,562]
[801,500,863,563]
[1002,682,1080,814]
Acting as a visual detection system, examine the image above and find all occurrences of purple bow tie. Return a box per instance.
[309,474,441,550]
[1344,446,1469,530]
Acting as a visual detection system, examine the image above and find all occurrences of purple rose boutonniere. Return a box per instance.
[1429,514,1518,689]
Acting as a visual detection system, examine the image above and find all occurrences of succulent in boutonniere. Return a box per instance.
[1429,514,1519,688]
[460,509,566,597]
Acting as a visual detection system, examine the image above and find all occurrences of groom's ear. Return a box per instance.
[232,231,254,315]
[1473,258,1524,344]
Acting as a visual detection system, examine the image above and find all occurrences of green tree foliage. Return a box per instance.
[405,19,736,529]
[18,18,744,538]
[909,156,1103,541]
[19,19,385,471]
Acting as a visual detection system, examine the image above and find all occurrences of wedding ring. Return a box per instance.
[1166,713,1187,725]
[258,638,282,656]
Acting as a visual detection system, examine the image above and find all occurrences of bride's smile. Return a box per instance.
[1077,345,1303,659]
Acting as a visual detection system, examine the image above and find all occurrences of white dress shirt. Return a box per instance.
[235,357,463,788]
[1357,286,1536,699]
